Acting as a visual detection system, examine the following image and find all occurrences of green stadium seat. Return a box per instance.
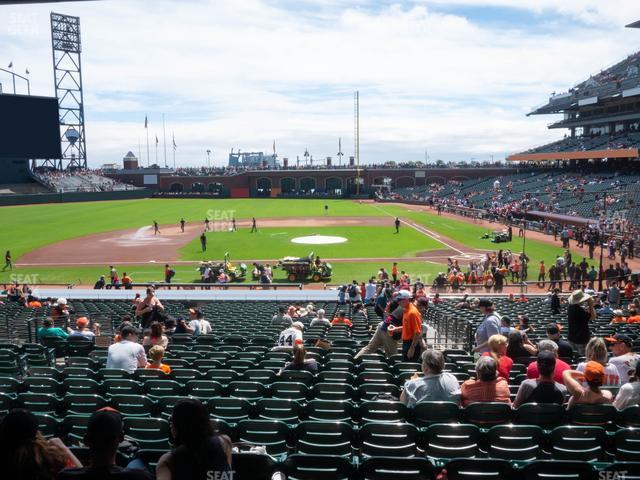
[519,460,596,480]
[549,426,607,462]
[424,423,480,462]
[110,394,156,417]
[305,399,356,423]
[359,400,407,423]
[282,454,354,480]
[123,417,171,449]
[485,424,544,462]
[463,402,512,428]
[614,428,640,462]
[235,419,290,458]
[359,422,418,458]
[63,394,108,415]
[184,380,223,400]
[208,397,252,425]
[412,401,460,428]
[295,421,354,457]
[255,398,302,425]
[443,459,514,480]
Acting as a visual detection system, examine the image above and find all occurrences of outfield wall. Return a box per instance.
[0,188,152,206]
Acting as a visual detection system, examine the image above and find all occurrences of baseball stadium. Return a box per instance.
[1,1,640,480]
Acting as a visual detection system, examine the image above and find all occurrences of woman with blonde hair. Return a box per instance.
[576,337,621,387]
[482,334,513,380]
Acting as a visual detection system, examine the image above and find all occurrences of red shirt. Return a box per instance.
[526,358,571,384]
[460,378,511,407]
[481,352,513,380]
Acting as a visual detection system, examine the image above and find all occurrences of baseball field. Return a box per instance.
[0,198,581,286]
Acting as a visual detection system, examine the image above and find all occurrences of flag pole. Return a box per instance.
[162,113,167,168]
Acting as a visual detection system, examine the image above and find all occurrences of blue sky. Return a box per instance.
[2,0,640,167]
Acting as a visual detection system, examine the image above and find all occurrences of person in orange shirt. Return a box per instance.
[121,272,133,290]
[460,356,511,407]
[610,310,627,324]
[146,345,171,374]
[391,262,399,282]
[396,290,424,362]
[331,310,353,328]
[624,281,636,299]
[627,306,640,324]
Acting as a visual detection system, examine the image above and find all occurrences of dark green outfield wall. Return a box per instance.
[0,188,153,206]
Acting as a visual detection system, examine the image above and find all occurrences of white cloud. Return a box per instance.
[2,0,640,166]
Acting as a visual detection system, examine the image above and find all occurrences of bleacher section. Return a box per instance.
[1,296,640,478]
[522,132,640,155]
[33,170,138,193]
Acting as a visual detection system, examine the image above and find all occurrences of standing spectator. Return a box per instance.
[614,363,640,410]
[567,289,596,355]
[135,288,165,328]
[605,334,639,384]
[364,278,377,305]
[473,299,501,354]
[155,399,231,480]
[106,325,147,374]
[146,345,171,374]
[460,356,511,407]
[608,282,621,307]
[397,290,424,362]
[563,362,613,407]
[57,410,152,480]
[576,337,621,387]
[400,350,461,407]
[527,339,571,383]
[550,288,561,314]
[481,334,513,380]
[355,301,402,359]
[164,264,175,285]
[513,351,567,408]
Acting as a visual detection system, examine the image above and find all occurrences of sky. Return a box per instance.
[2,0,640,168]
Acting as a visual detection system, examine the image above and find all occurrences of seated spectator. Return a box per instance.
[481,334,513,380]
[400,350,461,407]
[515,314,534,335]
[164,318,176,335]
[270,306,292,327]
[563,361,613,407]
[525,339,570,383]
[146,345,171,374]
[576,337,621,387]
[514,351,567,408]
[1,408,82,480]
[106,325,147,374]
[142,322,169,349]
[515,293,529,303]
[460,356,511,407]
[193,309,212,335]
[331,310,353,327]
[626,306,640,324]
[605,334,639,384]
[37,318,69,340]
[155,399,231,480]
[309,309,330,327]
[280,344,318,374]
[506,330,537,359]
[121,272,133,289]
[69,317,99,339]
[610,309,627,324]
[455,294,471,309]
[57,409,152,480]
[545,323,574,359]
[93,276,106,290]
[175,309,203,336]
[499,315,516,336]
[274,321,304,350]
[614,363,640,410]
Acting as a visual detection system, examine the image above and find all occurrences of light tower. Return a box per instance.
[50,13,87,170]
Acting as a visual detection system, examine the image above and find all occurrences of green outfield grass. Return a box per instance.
[179,226,442,260]
[0,198,383,260]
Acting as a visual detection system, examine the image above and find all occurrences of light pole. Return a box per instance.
[206,149,211,170]
[304,148,310,167]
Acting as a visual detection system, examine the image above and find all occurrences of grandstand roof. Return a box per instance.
[506,147,640,162]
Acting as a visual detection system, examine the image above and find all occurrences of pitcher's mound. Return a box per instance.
[291,235,348,245]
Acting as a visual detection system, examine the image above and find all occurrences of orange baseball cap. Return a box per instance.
[583,361,604,384]
[76,317,89,328]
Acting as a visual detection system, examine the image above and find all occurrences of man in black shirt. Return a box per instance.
[57,410,152,480]
[546,322,574,360]
[566,290,596,356]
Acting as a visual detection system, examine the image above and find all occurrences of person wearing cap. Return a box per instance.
[0,408,82,479]
[57,410,152,480]
[400,349,461,407]
[576,337,621,387]
[499,316,516,337]
[106,325,147,374]
[51,297,72,321]
[606,334,639,384]
[69,317,100,339]
[545,322,574,359]
[460,356,511,407]
[514,351,568,408]
[563,361,613,408]
[473,298,502,355]
[527,339,571,383]
[310,309,331,328]
[566,289,596,356]
[614,362,640,410]
[610,309,627,324]
[275,321,304,350]
[355,299,402,359]
[37,318,70,340]
[397,289,424,362]
[627,306,640,324]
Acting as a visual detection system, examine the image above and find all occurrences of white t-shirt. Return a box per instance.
[70,330,95,339]
[365,283,377,300]
[199,319,212,335]
[106,340,147,373]
[614,381,640,410]
[277,327,302,347]
[577,361,621,387]
[609,353,639,385]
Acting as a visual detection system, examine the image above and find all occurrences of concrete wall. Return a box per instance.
[0,188,152,206]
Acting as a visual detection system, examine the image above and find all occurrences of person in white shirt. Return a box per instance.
[606,334,639,384]
[614,363,640,410]
[106,325,147,373]
[68,316,99,339]
[364,278,377,305]
[576,337,621,387]
[310,309,330,328]
[275,322,304,350]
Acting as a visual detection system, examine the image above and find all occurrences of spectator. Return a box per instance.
[605,334,639,384]
[515,314,534,335]
[155,399,232,480]
[576,337,621,387]
[93,276,106,290]
[106,325,147,374]
[57,409,152,480]
[146,345,171,374]
[1,409,81,480]
[280,344,318,374]
[364,278,377,304]
[614,363,640,410]
[506,330,537,359]
[331,310,353,327]
[627,306,640,324]
[175,309,203,336]
[401,350,461,407]
[309,309,330,328]
[398,290,424,362]
[69,317,99,339]
[526,339,571,383]
[563,361,613,407]
[545,323,574,359]
[482,334,513,380]
[567,289,596,355]
[499,316,515,336]
[355,301,402,359]
[271,306,292,327]
[460,356,511,407]
[608,282,621,307]
[142,322,169,349]
[51,297,71,322]
[275,321,304,350]
[513,351,567,408]
[37,318,69,340]
[122,272,133,290]
[473,299,501,354]
[135,288,165,328]
[610,309,627,324]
